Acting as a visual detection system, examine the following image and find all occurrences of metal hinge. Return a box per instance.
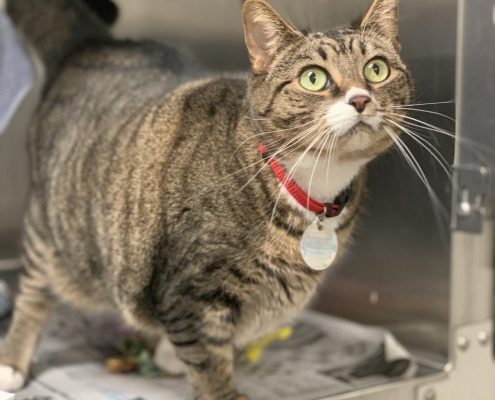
[452,165,490,233]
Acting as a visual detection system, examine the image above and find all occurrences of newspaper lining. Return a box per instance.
[1,305,417,400]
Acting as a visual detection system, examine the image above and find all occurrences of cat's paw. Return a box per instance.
[153,336,187,376]
[0,364,25,391]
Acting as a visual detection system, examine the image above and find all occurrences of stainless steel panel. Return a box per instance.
[0,111,28,260]
[450,0,495,328]
[454,0,495,176]
[0,71,39,265]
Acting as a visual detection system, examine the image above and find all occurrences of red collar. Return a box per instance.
[259,144,351,218]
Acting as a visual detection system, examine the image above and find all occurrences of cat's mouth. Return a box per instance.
[331,116,382,138]
[347,121,373,135]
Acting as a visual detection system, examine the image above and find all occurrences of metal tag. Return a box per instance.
[300,217,338,271]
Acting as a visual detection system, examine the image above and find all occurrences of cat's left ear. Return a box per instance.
[243,0,303,74]
[361,0,400,46]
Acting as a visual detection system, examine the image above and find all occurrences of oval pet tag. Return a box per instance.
[300,218,338,271]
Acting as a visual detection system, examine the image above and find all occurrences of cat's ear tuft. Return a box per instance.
[243,0,303,74]
[361,0,400,45]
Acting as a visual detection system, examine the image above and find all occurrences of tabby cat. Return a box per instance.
[0,0,412,399]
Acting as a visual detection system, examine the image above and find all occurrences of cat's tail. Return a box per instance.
[6,0,118,87]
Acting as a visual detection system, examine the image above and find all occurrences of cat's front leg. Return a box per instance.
[156,294,248,400]
[180,341,246,400]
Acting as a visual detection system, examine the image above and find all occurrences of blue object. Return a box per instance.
[0,11,35,135]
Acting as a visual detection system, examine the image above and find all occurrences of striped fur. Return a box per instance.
[0,0,412,398]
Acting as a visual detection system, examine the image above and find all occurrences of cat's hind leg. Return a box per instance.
[0,223,54,391]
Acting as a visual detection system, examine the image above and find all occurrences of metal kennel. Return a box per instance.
[0,0,494,399]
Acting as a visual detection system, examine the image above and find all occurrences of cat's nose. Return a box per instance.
[348,95,371,113]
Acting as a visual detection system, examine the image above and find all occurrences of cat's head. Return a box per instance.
[243,0,412,163]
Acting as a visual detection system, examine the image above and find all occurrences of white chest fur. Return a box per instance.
[280,155,367,219]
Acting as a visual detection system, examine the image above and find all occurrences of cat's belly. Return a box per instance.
[233,275,319,348]
[47,256,115,310]
[233,303,307,348]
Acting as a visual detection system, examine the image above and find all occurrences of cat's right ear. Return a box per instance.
[243,0,303,74]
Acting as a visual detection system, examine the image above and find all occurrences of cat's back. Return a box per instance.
[30,38,197,189]
[38,39,191,130]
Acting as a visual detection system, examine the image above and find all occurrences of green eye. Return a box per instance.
[299,67,328,91]
[364,59,390,83]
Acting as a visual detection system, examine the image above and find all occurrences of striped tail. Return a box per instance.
[6,0,116,87]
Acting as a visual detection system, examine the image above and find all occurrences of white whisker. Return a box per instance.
[383,126,448,222]
[385,118,452,179]
[268,129,328,232]
[235,121,324,197]
[387,112,495,162]
[389,107,456,123]
[391,100,454,108]
[307,129,332,208]
[234,117,326,154]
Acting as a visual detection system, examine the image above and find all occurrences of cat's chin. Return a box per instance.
[338,132,394,162]
[342,121,372,136]
[326,124,380,154]
[336,118,382,136]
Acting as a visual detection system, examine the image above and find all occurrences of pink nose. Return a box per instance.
[349,95,371,113]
